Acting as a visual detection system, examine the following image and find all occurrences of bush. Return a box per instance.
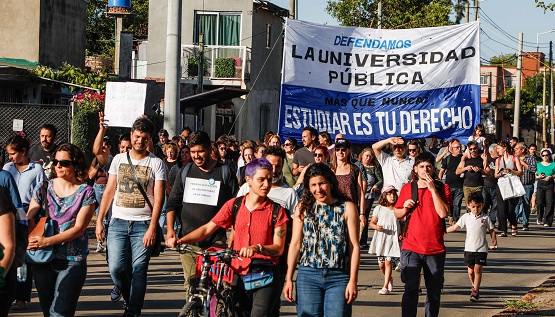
[187,56,207,77]
[72,108,98,160]
[214,58,236,78]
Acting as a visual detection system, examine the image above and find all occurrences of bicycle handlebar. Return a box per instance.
[177,244,242,261]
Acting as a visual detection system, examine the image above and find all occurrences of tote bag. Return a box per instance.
[498,173,526,201]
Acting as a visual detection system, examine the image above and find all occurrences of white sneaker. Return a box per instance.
[378,287,390,295]
[96,241,106,253]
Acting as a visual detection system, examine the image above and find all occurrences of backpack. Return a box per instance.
[402,180,446,237]
[230,195,282,233]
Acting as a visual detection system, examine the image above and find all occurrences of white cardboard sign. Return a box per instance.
[104,82,147,127]
[12,119,23,132]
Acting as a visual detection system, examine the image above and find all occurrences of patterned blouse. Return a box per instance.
[33,180,96,261]
[300,201,348,270]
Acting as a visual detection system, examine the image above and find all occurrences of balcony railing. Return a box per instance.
[181,45,251,85]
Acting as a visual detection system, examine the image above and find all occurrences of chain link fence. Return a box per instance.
[0,102,72,150]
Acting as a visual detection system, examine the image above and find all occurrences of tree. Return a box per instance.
[536,0,555,11]
[496,73,546,128]
[86,0,149,58]
[325,0,471,29]
[489,54,518,67]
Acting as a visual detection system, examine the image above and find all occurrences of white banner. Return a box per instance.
[278,20,481,143]
[104,82,147,128]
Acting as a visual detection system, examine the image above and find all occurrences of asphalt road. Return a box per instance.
[9,214,555,317]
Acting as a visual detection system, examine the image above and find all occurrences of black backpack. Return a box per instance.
[402,180,446,237]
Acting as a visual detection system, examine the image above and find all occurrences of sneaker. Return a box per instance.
[11,300,26,310]
[470,288,479,302]
[522,227,529,231]
[111,286,123,302]
[544,224,550,227]
[387,278,393,292]
[96,241,106,253]
[378,287,390,295]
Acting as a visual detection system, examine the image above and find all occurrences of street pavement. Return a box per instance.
[9,215,555,317]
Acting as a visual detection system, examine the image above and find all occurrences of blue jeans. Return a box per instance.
[32,259,87,317]
[400,250,445,317]
[450,187,463,221]
[107,218,153,316]
[482,186,497,225]
[515,184,534,226]
[93,183,111,225]
[295,266,352,317]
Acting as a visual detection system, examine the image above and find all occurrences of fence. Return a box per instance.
[0,102,72,149]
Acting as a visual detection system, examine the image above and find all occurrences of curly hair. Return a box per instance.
[50,143,89,180]
[299,163,350,220]
[357,147,379,167]
[162,142,179,157]
[377,189,398,207]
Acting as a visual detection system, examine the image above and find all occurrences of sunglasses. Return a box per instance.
[408,148,417,152]
[283,143,292,146]
[218,147,227,150]
[469,148,478,151]
[543,154,551,157]
[336,148,348,152]
[53,159,73,167]
[314,153,324,158]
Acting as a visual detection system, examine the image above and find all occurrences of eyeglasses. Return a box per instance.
[53,159,72,167]
[336,148,347,152]
[283,143,292,146]
[469,148,478,151]
[314,153,324,158]
[542,154,551,157]
[408,148,417,152]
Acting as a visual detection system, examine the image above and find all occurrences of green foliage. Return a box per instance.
[325,0,461,29]
[72,108,99,159]
[29,63,108,92]
[86,0,149,59]
[496,73,546,127]
[187,56,208,77]
[489,54,518,67]
[503,299,538,310]
[214,58,236,78]
[536,0,555,11]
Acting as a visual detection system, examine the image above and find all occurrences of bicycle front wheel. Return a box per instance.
[179,298,203,317]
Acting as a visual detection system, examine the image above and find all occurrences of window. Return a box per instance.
[194,12,241,46]
[480,75,489,85]
[504,77,514,88]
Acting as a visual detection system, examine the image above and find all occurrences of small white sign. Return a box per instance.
[104,82,147,128]
[12,119,23,132]
[183,177,221,206]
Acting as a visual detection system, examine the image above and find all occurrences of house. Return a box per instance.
[480,52,545,142]
[147,0,288,140]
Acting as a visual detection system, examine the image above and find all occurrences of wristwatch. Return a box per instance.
[257,244,263,254]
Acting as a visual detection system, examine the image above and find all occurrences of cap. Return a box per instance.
[335,138,351,149]
[158,129,169,137]
[381,185,397,194]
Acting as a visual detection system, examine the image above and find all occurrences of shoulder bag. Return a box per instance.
[26,183,56,263]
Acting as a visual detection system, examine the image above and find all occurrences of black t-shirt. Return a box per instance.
[484,156,497,188]
[441,154,463,188]
[29,144,55,166]
[168,162,239,248]
[463,157,484,187]
[0,187,15,216]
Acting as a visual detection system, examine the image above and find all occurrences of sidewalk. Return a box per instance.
[9,217,555,316]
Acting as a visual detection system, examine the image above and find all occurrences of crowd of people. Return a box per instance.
[0,117,553,317]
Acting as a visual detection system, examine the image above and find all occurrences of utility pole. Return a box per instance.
[377,0,382,29]
[474,0,479,21]
[543,63,547,141]
[164,0,182,137]
[289,0,295,19]
[465,3,470,23]
[551,41,554,144]
[513,33,523,138]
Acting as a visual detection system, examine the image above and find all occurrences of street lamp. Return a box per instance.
[536,29,555,144]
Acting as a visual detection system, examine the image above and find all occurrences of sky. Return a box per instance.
[269,0,555,64]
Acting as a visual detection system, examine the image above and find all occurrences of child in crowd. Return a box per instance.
[446,192,497,302]
[369,185,402,295]
[468,124,486,153]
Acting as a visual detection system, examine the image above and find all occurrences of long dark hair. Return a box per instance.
[299,163,350,220]
[50,143,89,180]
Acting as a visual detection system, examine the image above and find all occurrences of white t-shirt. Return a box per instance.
[109,152,166,221]
[377,152,414,191]
[456,213,493,253]
[236,182,299,215]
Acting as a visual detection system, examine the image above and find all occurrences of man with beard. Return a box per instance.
[372,136,414,191]
[29,124,58,179]
[96,117,166,317]
[292,126,318,176]
[165,131,238,310]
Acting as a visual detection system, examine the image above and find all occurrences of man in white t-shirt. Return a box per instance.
[372,137,414,191]
[96,117,166,317]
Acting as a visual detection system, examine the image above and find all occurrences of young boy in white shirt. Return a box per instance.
[446,192,498,302]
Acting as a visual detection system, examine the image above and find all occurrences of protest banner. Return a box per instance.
[104,82,147,127]
[278,19,480,143]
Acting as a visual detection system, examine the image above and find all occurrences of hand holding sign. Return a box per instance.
[104,82,147,128]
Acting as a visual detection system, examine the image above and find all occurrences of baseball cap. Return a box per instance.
[381,185,397,194]
[335,138,351,149]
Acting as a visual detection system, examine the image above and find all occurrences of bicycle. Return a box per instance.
[177,244,241,317]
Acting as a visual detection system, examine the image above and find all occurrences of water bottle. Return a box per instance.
[16,204,27,226]
[17,263,27,282]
